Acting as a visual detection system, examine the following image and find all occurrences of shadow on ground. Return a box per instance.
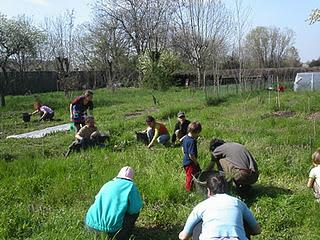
[133,225,183,240]
[238,184,293,207]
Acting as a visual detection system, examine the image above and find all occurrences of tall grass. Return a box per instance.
[1,87,320,239]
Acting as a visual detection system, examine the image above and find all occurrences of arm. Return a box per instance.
[189,154,198,165]
[148,127,159,148]
[205,154,219,171]
[242,202,261,236]
[31,110,39,115]
[179,230,192,240]
[172,122,180,142]
[307,178,315,188]
[127,185,143,215]
[179,206,202,240]
[75,128,84,140]
[69,103,73,119]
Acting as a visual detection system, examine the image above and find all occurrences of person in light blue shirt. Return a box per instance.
[179,174,261,240]
[85,166,143,240]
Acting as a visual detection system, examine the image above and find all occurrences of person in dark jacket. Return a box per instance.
[172,111,191,144]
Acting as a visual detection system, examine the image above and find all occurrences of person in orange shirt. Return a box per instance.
[145,116,170,149]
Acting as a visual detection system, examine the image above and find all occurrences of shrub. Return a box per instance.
[138,50,181,90]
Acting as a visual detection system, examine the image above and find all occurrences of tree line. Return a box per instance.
[0,0,305,106]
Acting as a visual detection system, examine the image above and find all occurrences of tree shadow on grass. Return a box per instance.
[133,225,183,240]
[237,184,293,207]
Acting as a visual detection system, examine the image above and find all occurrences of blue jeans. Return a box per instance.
[147,127,170,144]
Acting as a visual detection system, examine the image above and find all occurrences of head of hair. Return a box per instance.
[34,101,42,110]
[85,115,94,124]
[206,174,227,195]
[312,148,320,164]
[146,115,155,123]
[188,121,202,134]
[84,90,93,96]
[209,138,225,152]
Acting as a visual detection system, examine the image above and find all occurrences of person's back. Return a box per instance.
[214,142,258,172]
[195,194,251,239]
[85,178,142,232]
[179,175,261,240]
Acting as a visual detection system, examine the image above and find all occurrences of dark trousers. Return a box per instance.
[108,213,139,240]
[86,214,139,240]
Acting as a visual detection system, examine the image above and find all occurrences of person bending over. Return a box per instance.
[70,90,94,132]
[207,139,259,190]
[145,115,170,149]
[85,166,143,240]
[31,102,54,121]
[179,174,261,240]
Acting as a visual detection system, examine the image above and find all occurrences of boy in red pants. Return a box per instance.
[181,122,202,191]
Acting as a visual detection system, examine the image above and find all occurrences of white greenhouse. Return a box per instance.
[294,72,320,91]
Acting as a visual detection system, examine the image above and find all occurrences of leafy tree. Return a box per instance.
[138,50,181,90]
[309,58,320,67]
[308,9,320,24]
[0,14,43,106]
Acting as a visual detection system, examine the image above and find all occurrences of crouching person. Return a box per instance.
[85,166,143,240]
[65,116,106,156]
[179,174,261,240]
[145,116,170,149]
[207,139,259,191]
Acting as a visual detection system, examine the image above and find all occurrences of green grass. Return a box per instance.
[1,87,320,239]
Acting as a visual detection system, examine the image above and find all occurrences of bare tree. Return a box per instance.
[74,19,132,87]
[244,26,297,68]
[233,0,251,92]
[172,0,232,87]
[94,0,173,56]
[41,10,76,94]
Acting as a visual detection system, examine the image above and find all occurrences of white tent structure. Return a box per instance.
[294,72,320,91]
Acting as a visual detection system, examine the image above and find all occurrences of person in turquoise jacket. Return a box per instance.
[85,166,143,240]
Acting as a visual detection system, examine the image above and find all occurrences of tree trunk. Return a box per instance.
[0,66,8,107]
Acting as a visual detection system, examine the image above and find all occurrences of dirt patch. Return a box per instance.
[261,111,296,119]
[306,112,320,120]
[124,107,159,119]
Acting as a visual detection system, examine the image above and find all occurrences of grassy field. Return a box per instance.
[1,87,320,239]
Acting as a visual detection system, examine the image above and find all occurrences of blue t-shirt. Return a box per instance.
[183,194,258,240]
[85,178,143,233]
[182,135,198,166]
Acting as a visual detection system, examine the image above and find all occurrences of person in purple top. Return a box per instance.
[31,102,54,121]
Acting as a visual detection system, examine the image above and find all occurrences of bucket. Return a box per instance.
[192,170,224,195]
[22,112,31,122]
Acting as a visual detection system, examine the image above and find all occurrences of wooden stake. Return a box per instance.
[277,76,280,109]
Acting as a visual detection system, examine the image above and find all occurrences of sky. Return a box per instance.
[0,0,319,62]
